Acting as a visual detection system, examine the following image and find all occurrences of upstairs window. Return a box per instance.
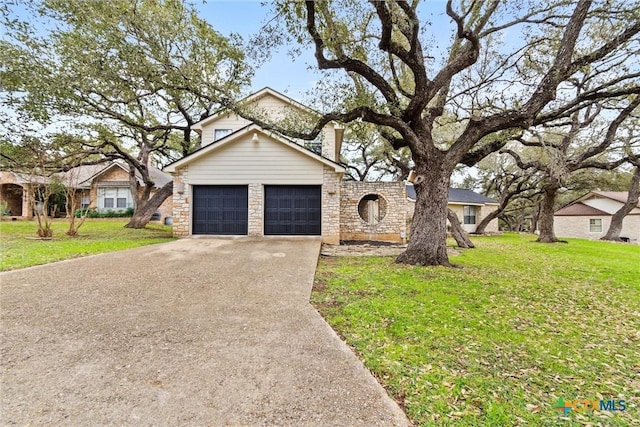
[214,129,233,141]
[463,205,476,225]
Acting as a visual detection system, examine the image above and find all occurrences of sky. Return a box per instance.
[194,0,453,100]
[194,1,320,99]
[2,0,455,101]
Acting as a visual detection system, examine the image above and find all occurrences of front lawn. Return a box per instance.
[0,219,175,271]
[313,234,639,426]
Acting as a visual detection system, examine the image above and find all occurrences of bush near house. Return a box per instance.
[313,234,639,426]
[74,207,135,218]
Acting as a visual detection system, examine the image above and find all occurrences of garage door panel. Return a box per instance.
[193,185,248,235]
[265,186,321,235]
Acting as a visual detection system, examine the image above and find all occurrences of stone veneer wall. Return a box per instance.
[322,167,341,244]
[247,183,263,236]
[340,181,407,243]
[172,166,190,237]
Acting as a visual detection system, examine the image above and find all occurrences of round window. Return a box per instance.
[358,193,387,224]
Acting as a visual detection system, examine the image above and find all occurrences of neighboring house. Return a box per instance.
[554,191,640,242]
[0,171,48,217]
[406,185,500,233]
[0,162,172,220]
[163,87,501,243]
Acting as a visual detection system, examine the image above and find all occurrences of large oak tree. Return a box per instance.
[255,0,639,265]
[1,0,250,228]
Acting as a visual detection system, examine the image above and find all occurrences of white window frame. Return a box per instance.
[589,218,602,233]
[98,187,132,211]
[214,129,233,141]
[463,205,477,225]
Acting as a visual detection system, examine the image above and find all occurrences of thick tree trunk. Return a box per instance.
[125,181,173,229]
[601,166,640,241]
[447,209,475,248]
[397,167,451,266]
[537,185,560,243]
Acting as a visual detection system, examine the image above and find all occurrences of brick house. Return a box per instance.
[0,162,172,220]
[554,191,640,242]
[164,88,502,243]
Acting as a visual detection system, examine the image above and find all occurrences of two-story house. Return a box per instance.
[163,88,346,243]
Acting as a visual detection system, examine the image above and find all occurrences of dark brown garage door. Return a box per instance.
[192,185,248,235]
[264,185,321,235]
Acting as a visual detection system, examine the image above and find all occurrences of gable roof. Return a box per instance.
[2,161,171,189]
[588,191,640,207]
[406,184,498,205]
[62,162,171,188]
[163,124,345,174]
[193,87,318,131]
[554,202,609,216]
[554,190,640,216]
[63,163,125,187]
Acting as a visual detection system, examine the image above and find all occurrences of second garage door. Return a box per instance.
[264,185,321,235]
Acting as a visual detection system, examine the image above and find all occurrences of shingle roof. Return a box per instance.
[406,184,497,204]
[554,202,609,216]
[62,162,171,188]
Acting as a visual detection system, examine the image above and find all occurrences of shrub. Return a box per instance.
[74,208,134,218]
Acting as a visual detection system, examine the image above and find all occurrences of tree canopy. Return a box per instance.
[252,0,640,265]
[1,0,251,227]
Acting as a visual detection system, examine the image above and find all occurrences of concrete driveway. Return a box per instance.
[1,238,408,426]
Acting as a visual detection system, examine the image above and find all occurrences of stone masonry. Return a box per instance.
[322,166,341,244]
[340,182,407,243]
[247,183,263,237]
[172,166,190,237]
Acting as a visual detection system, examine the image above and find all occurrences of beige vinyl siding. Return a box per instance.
[201,114,252,147]
[187,133,324,185]
[252,94,292,114]
[199,95,305,147]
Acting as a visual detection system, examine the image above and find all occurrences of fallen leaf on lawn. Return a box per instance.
[526,404,540,413]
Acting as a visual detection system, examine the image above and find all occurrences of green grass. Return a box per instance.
[0,219,175,271]
[313,234,640,426]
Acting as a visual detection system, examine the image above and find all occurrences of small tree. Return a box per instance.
[28,176,62,238]
[62,167,92,237]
